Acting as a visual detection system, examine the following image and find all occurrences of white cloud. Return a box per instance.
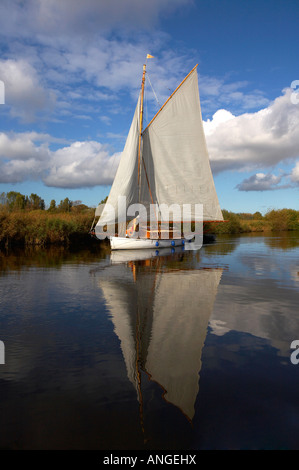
[0,0,197,126]
[203,109,235,135]
[204,88,299,173]
[0,132,50,182]
[0,0,271,127]
[1,85,299,190]
[0,2,298,191]
[0,131,55,161]
[0,59,56,122]
[43,141,121,188]
[0,29,196,124]
[291,162,299,183]
[236,172,286,192]
[199,75,269,113]
[0,132,120,187]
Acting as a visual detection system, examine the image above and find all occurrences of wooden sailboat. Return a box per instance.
[92,56,223,250]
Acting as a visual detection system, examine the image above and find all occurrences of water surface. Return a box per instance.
[0,233,299,450]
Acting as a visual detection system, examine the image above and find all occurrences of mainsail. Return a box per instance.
[140,66,223,221]
[95,63,223,236]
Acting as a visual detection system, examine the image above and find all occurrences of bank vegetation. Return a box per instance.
[0,191,298,247]
[0,191,96,247]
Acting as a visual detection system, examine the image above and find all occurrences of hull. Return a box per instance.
[110,237,185,250]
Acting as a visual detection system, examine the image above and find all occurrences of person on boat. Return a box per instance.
[126,217,139,237]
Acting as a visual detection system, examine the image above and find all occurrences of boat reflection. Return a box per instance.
[93,247,223,425]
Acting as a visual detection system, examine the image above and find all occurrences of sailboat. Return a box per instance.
[92,56,223,250]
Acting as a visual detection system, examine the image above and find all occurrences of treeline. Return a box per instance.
[0,190,299,247]
[0,191,90,213]
[208,208,299,234]
[0,191,96,247]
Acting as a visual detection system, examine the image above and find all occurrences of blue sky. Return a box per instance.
[0,0,298,214]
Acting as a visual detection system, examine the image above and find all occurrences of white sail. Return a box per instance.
[140,67,223,222]
[95,95,140,229]
[94,64,223,242]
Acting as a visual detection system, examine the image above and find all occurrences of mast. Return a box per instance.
[137,61,157,215]
[138,63,146,191]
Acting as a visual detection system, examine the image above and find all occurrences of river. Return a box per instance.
[0,233,299,450]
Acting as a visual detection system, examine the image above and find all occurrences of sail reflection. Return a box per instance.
[94,247,222,422]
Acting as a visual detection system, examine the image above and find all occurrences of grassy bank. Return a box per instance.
[207,209,299,235]
[1,207,298,248]
[0,208,96,247]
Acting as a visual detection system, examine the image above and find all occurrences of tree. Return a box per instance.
[28,193,45,210]
[48,199,56,211]
[15,193,26,210]
[58,197,72,212]
[6,191,26,210]
[0,192,6,206]
[72,200,82,206]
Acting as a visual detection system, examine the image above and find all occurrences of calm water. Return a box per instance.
[0,233,299,450]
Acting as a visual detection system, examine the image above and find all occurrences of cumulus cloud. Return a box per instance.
[1,84,299,189]
[236,173,286,192]
[203,109,235,135]
[43,141,121,188]
[0,132,120,187]
[0,1,298,191]
[0,132,50,182]
[291,162,299,183]
[204,88,299,174]
[0,59,56,122]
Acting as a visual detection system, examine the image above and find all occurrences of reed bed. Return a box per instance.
[1,207,298,247]
[0,208,95,247]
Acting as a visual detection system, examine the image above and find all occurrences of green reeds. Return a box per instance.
[0,209,95,247]
[0,206,298,247]
[208,209,299,235]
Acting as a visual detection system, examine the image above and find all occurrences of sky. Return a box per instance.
[0,0,298,214]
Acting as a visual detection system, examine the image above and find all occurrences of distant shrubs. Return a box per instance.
[0,191,45,211]
[0,191,102,247]
[264,209,299,232]
[1,189,299,247]
[0,191,91,214]
[209,208,299,235]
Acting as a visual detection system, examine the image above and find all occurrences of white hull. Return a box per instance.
[110,237,185,250]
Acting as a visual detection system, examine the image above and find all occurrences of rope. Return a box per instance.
[146,72,161,108]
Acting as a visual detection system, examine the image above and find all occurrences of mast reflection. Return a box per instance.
[94,247,222,424]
